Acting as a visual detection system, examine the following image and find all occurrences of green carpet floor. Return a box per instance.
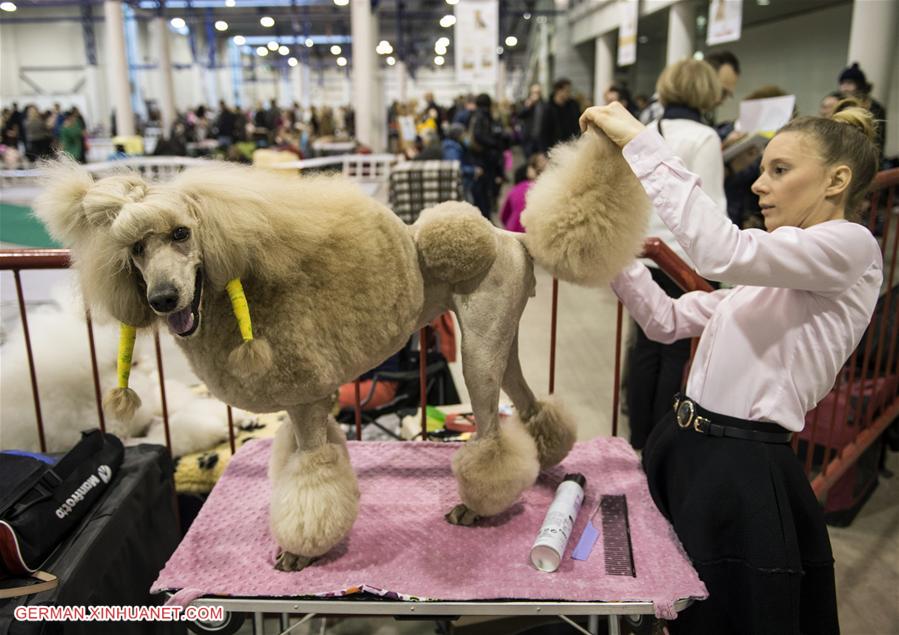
[0,202,59,248]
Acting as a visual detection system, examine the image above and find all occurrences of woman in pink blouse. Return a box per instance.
[579,100,882,634]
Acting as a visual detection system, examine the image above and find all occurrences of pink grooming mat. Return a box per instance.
[153,437,706,619]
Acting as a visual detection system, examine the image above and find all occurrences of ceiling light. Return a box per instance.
[523,12,531,20]
[496,46,504,55]
[692,51,705,60]
[434,56,445,66]
[446,0,459,5]
[279,45,289,55]
[233,35,245,45]
[267,41,279,50]
[638,35,648,43]
[305,38,314,47]
[215,20,228,31]
[225,0,235,6]
[436,45,447,56]
[331,45,342,55]
[288,57,298,67]
[260,16,274,27]
[386,56,396,66]
[256,46,268,56]
[170,17,186,29]
[336,56,347,67]
[436,37,450,47]
[757,0,770,5]
[504,36,517,47]
[0,2,17,11]
[439,15,456,28]
[334,0,349,5]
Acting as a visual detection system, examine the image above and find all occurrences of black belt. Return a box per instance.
[672,394,793,444]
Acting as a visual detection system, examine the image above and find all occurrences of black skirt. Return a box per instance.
[643,409,839,635]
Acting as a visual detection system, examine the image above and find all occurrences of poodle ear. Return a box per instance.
[78,236,156,328]
[32,156,96,245]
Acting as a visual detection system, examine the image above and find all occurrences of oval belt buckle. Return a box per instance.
[676,400,694,428]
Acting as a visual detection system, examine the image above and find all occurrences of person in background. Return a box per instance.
[414,128,444,161]
[442,122,479,203]
[500,152,547,233]
[626,58,727,451]
[705,50,741,105]
[604,83,638,116]
[819,91,843,118]
[469,93,504,219]
[24,104,52,161]
[539,78,581,153]
[59,111,85,162]
[705,50,741,141]
[215,99,236,148]
[581,97,880,635]
[838,62,886,158]
[517,83,546,159]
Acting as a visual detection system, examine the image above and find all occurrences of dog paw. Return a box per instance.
[444,504,480,526]
[274,550,315,572]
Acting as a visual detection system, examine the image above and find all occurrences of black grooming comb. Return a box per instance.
[601,495,635,577]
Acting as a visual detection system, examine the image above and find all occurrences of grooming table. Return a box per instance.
[152,437,706,634]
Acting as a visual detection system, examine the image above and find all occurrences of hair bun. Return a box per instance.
[831,98,877,143]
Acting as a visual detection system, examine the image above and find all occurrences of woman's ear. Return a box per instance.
[825,164,852,199]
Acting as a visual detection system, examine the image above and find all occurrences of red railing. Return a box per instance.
[641,168,899,500]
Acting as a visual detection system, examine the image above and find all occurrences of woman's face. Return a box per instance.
[751,132,840,231]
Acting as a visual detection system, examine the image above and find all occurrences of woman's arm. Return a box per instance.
[580,103,881,295]
[611,261,731,344]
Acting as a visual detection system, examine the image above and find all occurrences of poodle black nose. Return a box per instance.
[149,285,179,312]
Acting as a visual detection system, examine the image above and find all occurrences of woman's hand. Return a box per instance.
[578,102,645,148]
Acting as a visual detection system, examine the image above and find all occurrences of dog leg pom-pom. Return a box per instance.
[103,387,142,421]
[228,338,273,376]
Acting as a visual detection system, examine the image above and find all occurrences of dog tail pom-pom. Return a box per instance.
[228,337,273,376]
[520,130,651,287]
[103,387,142,422]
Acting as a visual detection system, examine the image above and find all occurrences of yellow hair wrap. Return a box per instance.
[116,323,137,389]
[226,278,254,342]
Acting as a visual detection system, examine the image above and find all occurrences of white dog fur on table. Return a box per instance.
[0,285,249,456]
[32,129,650,571]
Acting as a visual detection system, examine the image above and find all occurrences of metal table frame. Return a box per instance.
[188,596,693,635]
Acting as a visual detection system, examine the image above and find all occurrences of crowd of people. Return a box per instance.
[1,103,89,165]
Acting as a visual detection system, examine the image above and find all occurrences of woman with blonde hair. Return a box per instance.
[580,99,881,633]
[625,58,727,451]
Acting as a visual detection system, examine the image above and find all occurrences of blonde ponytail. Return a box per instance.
[831,98,878,143]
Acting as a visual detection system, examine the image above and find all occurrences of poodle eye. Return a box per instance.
[131,242,144,257]
[172,227,191,242]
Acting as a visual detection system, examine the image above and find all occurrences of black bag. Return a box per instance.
[0,430,123,577]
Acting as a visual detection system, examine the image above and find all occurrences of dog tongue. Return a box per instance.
[168,308,195,335]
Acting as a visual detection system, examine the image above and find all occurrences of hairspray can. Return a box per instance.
[530,473,587,572]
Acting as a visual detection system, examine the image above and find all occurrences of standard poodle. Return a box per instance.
[33,129,649,570]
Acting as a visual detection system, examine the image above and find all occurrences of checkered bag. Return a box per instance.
[388,160,463,224]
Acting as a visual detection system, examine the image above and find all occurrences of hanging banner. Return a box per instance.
[617,0,639,67]
[454,0,498,86]
[707,0,743,46]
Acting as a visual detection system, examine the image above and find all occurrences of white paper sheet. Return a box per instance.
[736,95,796,134]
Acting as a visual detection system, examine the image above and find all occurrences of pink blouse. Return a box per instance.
[610,129,883,431]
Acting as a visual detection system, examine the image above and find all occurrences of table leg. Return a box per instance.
[608,614,621,635]
[588,614,600,634]
[253,611,265,635]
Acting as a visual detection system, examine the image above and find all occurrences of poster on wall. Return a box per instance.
[454,0,498,87]
[707,0,743,46]
[617,0,639,67]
